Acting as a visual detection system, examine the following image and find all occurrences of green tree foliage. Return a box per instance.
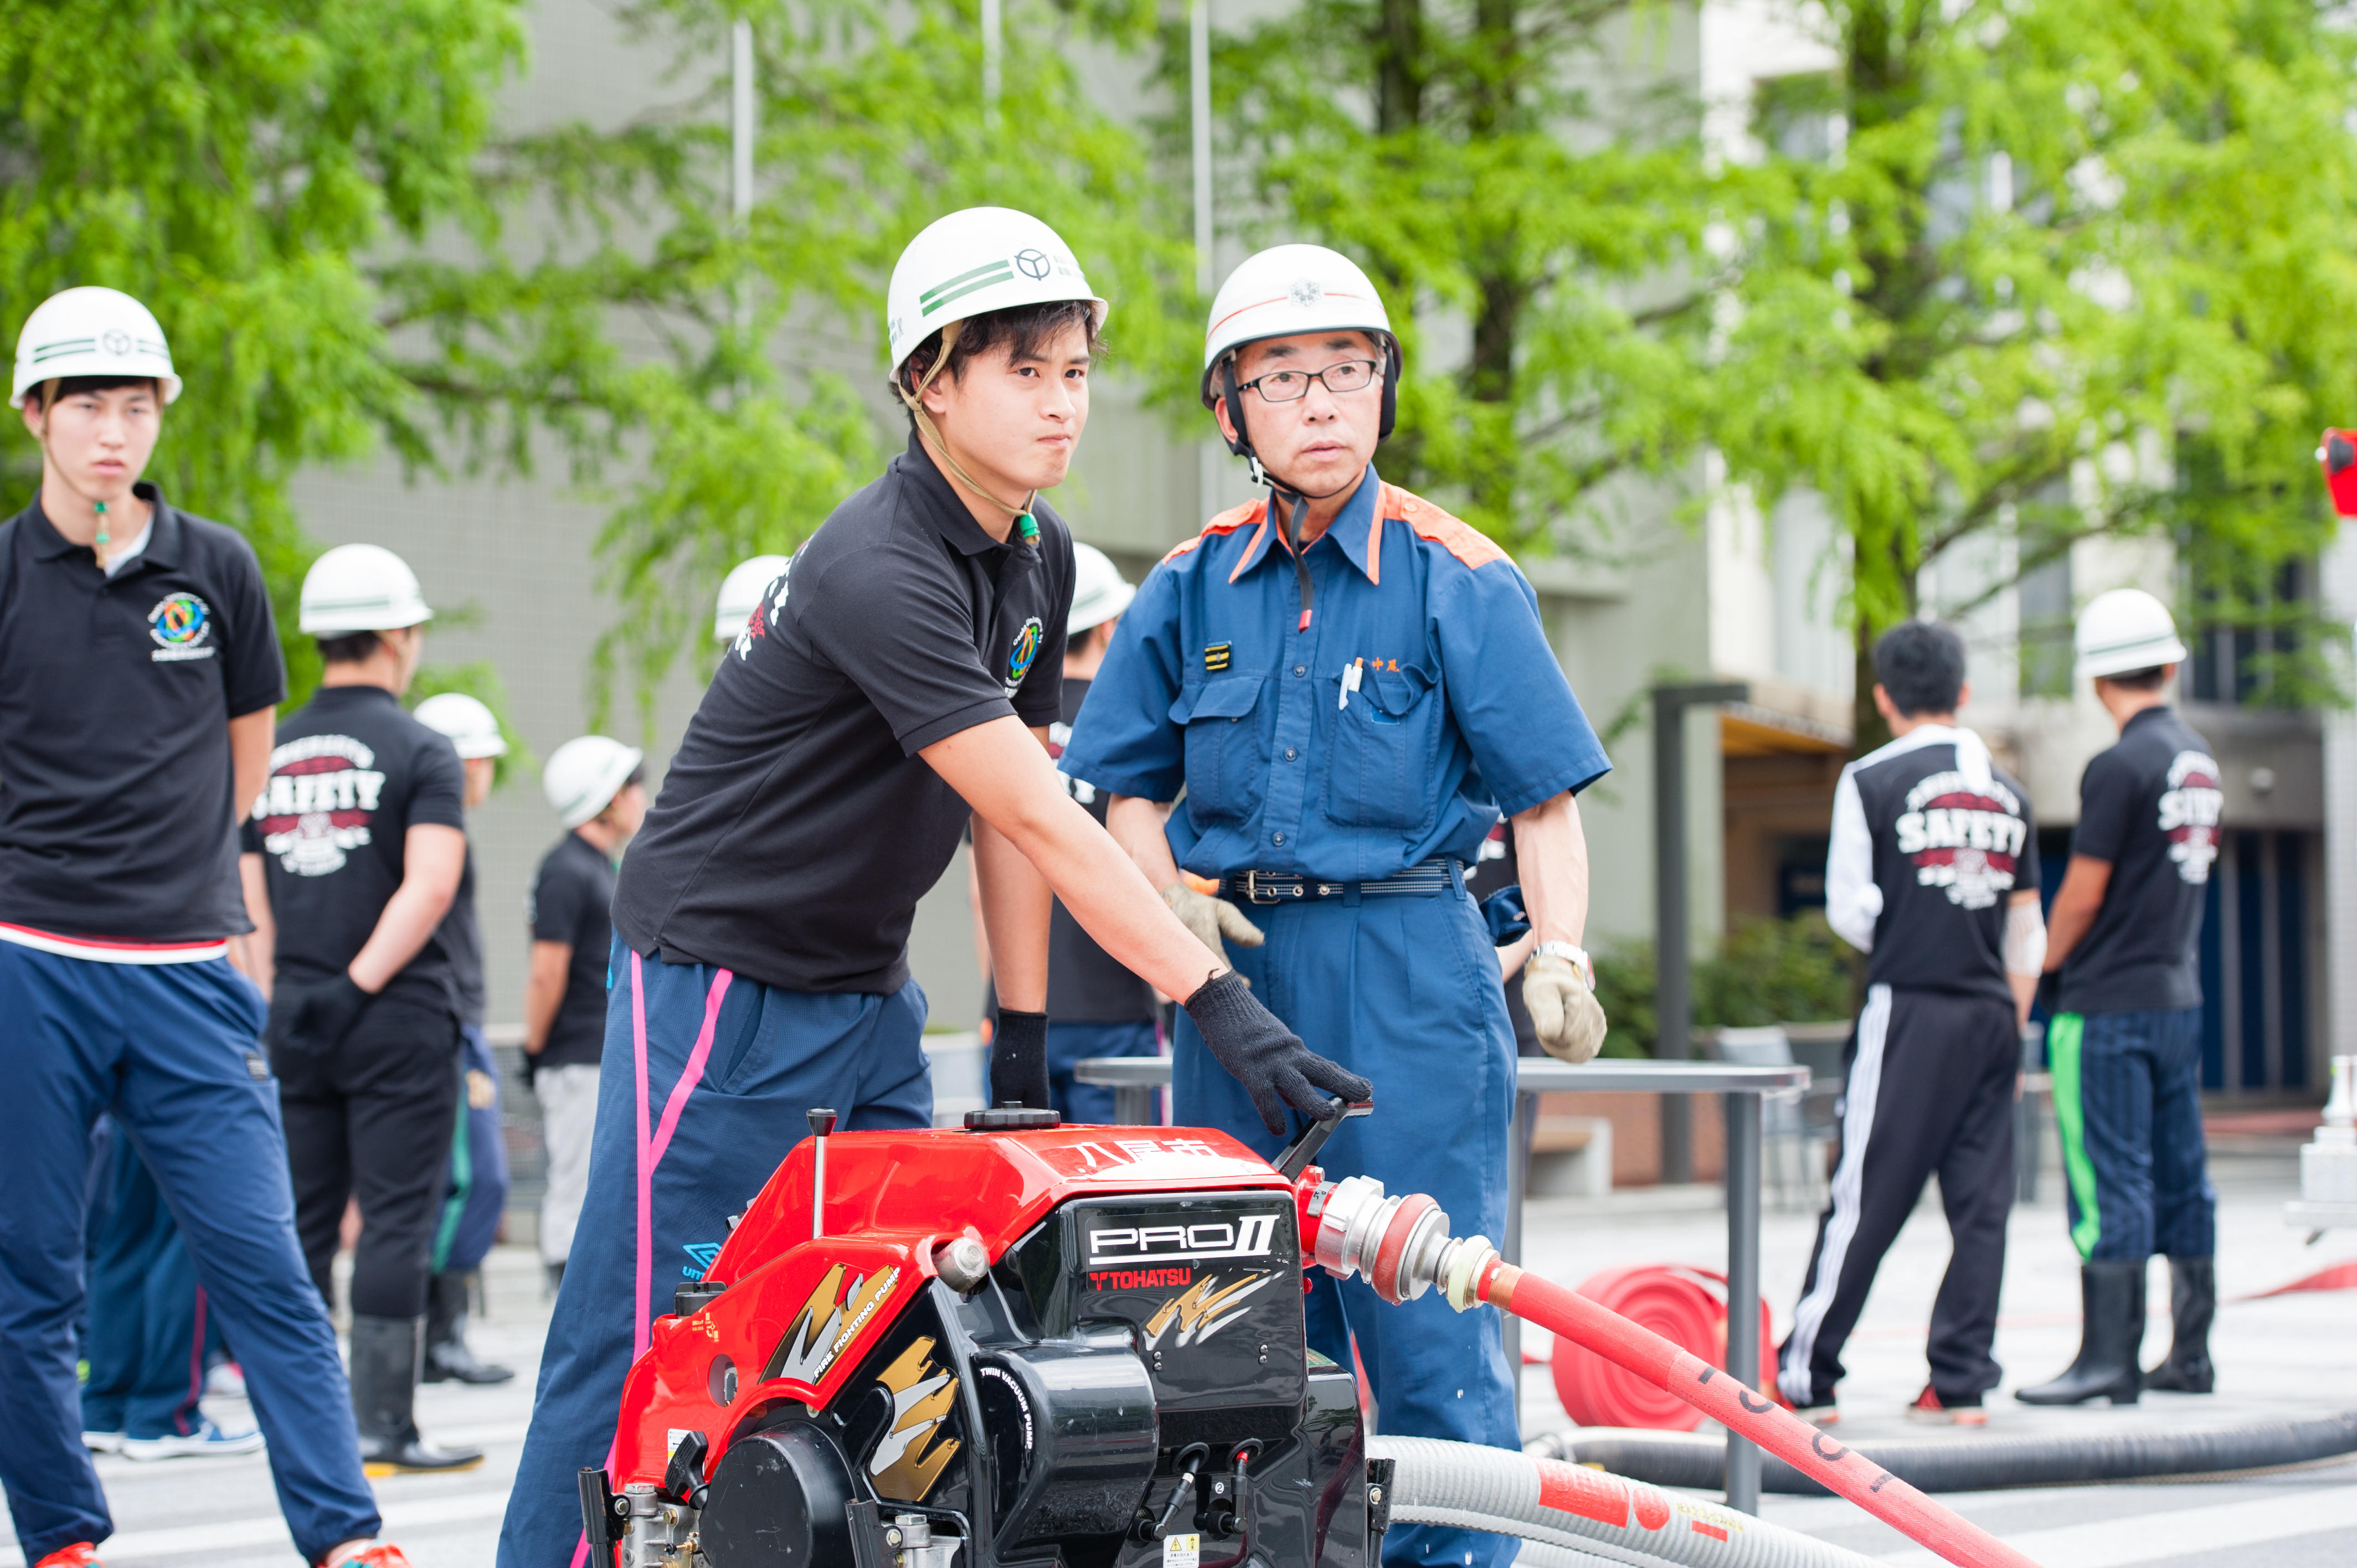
[0,0,528,703]
[1591,912,1856,1059]
[400,0,1194,729]
[1712,0,2357,738]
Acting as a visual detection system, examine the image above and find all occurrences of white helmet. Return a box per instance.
[12,286,182,408]
[2075,587,2189,679]
[886,207,1108,376]
[1068,541,1134,635]
[414,692,508,759]
[1200,244,1397,404]
[544,736,645,829]
[299,544,434,635]
[714,554,792,643]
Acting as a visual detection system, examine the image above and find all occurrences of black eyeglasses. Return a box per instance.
[1237,359,1382,403]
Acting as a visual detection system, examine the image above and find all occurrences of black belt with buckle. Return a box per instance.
[1222,858,1460,905]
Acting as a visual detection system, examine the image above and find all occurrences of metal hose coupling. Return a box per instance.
[1306,1174,1501,1310]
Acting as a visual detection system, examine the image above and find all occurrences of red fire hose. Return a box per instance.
[1550,1264,1771,1432]
[1488,1262,2044,1568]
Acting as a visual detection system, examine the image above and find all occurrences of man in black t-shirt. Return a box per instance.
[1776,623,2046,1427]
[525,735,645,1286]
[501,210,1358,1565]
[241,544,479,1476]
[0,287,411,1568]
[2021,589,2220,1406]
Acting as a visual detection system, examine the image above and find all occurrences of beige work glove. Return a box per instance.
[1524,953,1608,1064]
[1162,881,1265,962]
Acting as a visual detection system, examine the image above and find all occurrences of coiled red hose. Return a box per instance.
[1483,1261,2045,1568]
[1550,1265,1771,1432]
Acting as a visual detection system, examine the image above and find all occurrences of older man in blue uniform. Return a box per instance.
[1061,244,1612,1568]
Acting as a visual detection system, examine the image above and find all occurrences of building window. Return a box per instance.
[2016,554,2073,699]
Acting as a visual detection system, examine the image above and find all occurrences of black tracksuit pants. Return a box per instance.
[1776,983,2019,1408]
[270,986,462,1321]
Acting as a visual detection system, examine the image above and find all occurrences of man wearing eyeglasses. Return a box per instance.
[1059,244,1612,1568]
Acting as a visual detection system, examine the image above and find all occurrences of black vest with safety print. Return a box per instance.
[1854,741,2039,1004]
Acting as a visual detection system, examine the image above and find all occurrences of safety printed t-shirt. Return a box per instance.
[0,487,286,952]
[241,685,467,1009]
[529,829,618,1067]
[1824,725,2039,1005]
[440,847,486,1027]
[611,435,1073,993]
[1059,468,1609,883]
[2058,705,2218,1015]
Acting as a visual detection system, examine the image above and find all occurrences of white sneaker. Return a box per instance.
[120,1420,265,1461]
[81,1431,124,1454]
[204,1361,247,1399]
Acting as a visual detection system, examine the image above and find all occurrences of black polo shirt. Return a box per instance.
[0,486,285,945]
[529,829,617,1068]
[441,845,486,1027]
[612,435,1074,993]
[242,685,469,1009]
[2058,706,2218,1014]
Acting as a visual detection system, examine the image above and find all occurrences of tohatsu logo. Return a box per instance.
[1085,1213,1279,1265]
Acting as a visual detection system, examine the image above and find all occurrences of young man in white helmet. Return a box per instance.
[713,553,792,646]
[524,735,646,1292]
[498,209,1357,1565]
[411,692,517,1387]
[240,545,480,1474]
[0,287,416,1568]
[2019,587,2222,1406]
[970,540,1163,1121]
[1058,244,1611,1568]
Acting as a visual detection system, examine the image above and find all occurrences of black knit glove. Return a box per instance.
[2034,971,2061,1019]
[990,1009,1052,1111]
[290,975,374,1052]
[1183,970,1371,1136]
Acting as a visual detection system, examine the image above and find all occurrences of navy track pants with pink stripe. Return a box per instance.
[497,940,931,1568]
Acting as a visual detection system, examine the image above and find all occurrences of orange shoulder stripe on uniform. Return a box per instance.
[1380,482,1510,571]
[1160,499,1267,565]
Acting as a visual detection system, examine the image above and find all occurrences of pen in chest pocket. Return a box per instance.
[1339,658,1363,711]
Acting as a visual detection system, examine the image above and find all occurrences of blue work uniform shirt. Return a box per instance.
[1060,468,1609,883]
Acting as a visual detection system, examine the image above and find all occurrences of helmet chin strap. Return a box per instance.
[897,318,1040,547]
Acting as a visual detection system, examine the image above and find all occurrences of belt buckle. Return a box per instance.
[1243,870,1280,905]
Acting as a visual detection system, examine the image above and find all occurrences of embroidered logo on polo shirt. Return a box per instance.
[147,592,217,663]
[1005,615,1044,695]
[1204,642,1232,672]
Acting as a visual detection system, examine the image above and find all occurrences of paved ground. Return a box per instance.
[3,1140,2350,1566]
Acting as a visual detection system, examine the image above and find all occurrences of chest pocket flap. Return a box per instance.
[1171,674,1267,826]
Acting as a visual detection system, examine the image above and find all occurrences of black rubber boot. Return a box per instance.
[2143,1256,2216,1394]
[423,1272,514,1386]
[2016,1261,2145,1406]
[350,1313,485,1473]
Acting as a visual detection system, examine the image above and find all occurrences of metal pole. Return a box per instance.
[1190,0,1221,537]
[730,19,754,223]
[1653,687,1691,1184]
[981,0,1002,129]
[1723,1091,1762,1513]
[1505,1088,1532,1431]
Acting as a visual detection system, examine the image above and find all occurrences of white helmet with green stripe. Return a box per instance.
[886,207,1109,375]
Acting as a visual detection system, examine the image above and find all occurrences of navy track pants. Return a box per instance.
[79,1120,209,1442]
[497,941,932,1568]
[2049,1007,2215,1262]
[434,1024,512,1275]
[0,943,378,1564]
[1174,879,1520,1568]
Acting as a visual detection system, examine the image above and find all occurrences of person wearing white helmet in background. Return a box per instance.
[0,286,418,1568]
[240,545,482,1477]
[499,209,1357,1565]
[1058,244,1614,1568]
[2020,589,2224,1408]
[409,693,517,1389]
[523,735,646,1295]
[969,540,1162,1121]
[712,553,793,645]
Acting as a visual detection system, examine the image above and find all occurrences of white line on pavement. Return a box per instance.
[1879,1483,2357,1566]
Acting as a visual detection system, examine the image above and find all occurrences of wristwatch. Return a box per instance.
[1533,940,1594,988]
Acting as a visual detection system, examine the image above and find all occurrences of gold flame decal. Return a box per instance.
[867,1335,961,1500]
[1141,1271,1277,1350]
[765,1262,901,1384]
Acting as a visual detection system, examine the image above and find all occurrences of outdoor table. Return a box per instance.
[1073,1053,1809,1514]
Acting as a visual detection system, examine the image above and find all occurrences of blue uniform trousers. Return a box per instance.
[1174,882,1518,1568]
[2050,1007,2216,1262]
[0,944,378,1564]
[79,1120,208,1442]
[498,941,932,1568]
[1048,1018,1159,1125]
[434,1025,512,1275]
